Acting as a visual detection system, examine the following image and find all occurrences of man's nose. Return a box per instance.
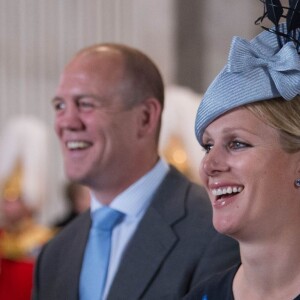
[57,104,84,131]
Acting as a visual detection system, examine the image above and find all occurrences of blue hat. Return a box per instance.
[195,23,300,145]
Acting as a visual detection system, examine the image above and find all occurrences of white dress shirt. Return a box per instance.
[89,158,169,299]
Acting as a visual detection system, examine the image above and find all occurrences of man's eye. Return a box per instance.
[52,101,66,111]
[228,140,251,150]
[77,100,96,111]
[79,101,94,107]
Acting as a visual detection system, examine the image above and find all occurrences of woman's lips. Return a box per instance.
[210,185,244,208]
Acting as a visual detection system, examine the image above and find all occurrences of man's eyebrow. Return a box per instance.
[75,94,104,101]
[52,94,102,101]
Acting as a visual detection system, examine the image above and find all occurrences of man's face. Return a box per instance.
[53,51,142,193]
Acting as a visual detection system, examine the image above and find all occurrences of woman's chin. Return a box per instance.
[213,217,238,237]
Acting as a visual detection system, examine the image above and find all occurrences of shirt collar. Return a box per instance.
[90,158,169,219]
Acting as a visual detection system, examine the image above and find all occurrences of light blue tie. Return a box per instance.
[80,206,124,300]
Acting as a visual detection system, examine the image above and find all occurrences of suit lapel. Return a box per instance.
[107,207,177,299]
[56,212,91,300]
[107,167,189,299]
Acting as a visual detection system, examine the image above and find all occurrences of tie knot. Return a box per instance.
[92,206,124,231]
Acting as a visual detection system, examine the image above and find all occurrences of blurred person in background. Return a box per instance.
[0,116,54,300]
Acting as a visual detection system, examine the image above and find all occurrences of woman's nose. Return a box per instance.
[201,146,229,177]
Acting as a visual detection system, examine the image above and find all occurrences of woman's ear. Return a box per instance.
[137,97,162,138]
[294,152,300,187]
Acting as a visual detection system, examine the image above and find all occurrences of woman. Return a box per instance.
[184,3,300,300]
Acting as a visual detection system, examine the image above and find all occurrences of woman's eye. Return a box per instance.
[202,144,213,154]
[228,140,251,150]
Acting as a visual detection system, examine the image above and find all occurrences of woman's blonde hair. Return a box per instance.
[245,95,300,153]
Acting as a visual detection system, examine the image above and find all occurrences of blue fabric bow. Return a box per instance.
[227,37,300,100]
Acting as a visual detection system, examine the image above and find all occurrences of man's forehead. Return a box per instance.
[55,56,126,97]
[64,50,124,79]
[72,47,123,66]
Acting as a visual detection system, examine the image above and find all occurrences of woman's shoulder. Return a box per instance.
[183,264,240,300]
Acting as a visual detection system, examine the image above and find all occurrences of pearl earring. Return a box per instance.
[295,179,300,187]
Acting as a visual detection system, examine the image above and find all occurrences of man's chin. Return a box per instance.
[65,170,85,183]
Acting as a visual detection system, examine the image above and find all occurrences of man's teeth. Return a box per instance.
[67,141,90,149]
[212,186,243,196]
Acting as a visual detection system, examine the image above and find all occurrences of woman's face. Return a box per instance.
[199,107,300,241]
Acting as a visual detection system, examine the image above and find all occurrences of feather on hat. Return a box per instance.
[0,116,49,212]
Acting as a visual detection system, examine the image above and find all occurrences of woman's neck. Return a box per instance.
[233,227,300,300]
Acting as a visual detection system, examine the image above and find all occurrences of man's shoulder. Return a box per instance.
[148,166,212,230]
[43,211,90,254]
[157,166,211,211]
[159,166,207,195]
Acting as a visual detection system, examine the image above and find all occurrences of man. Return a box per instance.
[32,43,239,300]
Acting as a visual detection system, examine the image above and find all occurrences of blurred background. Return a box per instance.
[0,0,266,224]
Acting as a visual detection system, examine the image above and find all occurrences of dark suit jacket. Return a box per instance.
[32,167,239,300]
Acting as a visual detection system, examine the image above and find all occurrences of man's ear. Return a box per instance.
[137,97,162,138]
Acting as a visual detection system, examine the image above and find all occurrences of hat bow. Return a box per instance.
[227,37,300,100]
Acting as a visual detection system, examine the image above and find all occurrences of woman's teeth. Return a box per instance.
[212,186,243,196]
